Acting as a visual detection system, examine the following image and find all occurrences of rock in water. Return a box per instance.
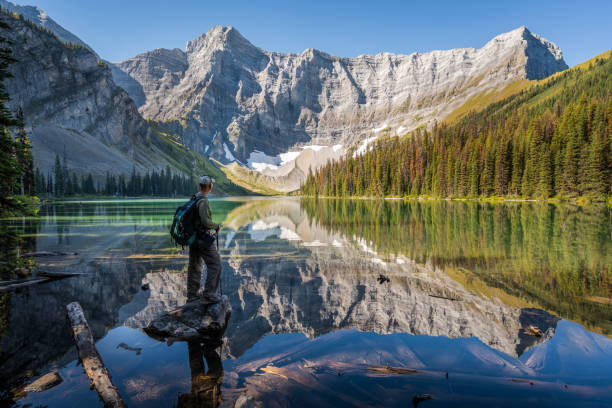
[234,393,263,408]
[144,296,231,341]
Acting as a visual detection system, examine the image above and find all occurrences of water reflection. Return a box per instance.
[179,339,224,408]
[1,198,611,407]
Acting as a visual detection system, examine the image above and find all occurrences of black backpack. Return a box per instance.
[170,195,201,246]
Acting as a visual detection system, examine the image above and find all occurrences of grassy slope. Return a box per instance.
[220,162,283,196]
[445,49,612,123]
[149,122,252,196]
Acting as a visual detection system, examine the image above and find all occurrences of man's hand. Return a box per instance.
[215,224,221,233]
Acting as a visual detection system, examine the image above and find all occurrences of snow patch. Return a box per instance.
[303,240,327,247]
[224,230,236,249]
[332,239,343,247]
[332,144,343,152]
[251,220,279,230]
[353,136,378,157]
[250,162,279,172]
[223,143,237,162]
[248,220,279,241]
[302,145,326,152]
[372,258,387,266]
[356,238,378,255]
[280,227,300,241]
[279,151,301,165]
[397,126,406,134]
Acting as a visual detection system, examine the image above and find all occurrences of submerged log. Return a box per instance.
[0,277,49,292]
[367,365,420,375]
[22,251,78,257]
[66,302,127,408]
[0,272,82,292]
[144,295,232,342]
[23,371,63,393]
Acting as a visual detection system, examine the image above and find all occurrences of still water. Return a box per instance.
[0,198,611,407]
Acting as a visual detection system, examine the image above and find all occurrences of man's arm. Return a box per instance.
[198,199,220,230]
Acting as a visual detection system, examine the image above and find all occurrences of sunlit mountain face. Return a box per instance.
[1,198,610,407]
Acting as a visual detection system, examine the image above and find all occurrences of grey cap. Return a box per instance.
[198,175,215,186]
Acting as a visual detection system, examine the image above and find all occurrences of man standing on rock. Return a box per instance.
[188,175,222,303]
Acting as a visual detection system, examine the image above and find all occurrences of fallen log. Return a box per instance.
[22,251,78,257]
[39,271,83,279]
[0,272,82,292]
[0,277,50,292]
[66,302,127,408]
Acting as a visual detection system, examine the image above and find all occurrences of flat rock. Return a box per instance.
[23,371,62,393]
[144,296,231,341]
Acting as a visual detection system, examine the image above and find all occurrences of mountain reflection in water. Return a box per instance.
[1,198,611,407]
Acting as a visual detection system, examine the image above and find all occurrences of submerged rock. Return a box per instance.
[144,296,231,341]
[234,393,263,408]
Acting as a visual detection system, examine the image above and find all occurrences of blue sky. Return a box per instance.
[25,0,612,66]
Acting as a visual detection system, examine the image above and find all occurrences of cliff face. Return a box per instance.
[113,25,568,190]
[1,13,175,178]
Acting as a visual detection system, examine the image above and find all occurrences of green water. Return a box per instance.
[302,198,612,335]
[0,198,611,407]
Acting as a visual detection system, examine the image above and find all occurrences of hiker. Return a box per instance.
[187,176,222,303]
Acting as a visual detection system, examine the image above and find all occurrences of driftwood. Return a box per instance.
[23,371,63,393]
[66,302,127,408]
[367,365,420,375]
[0,277,49,292]
[22,251,78,257]
[0,272,81,292]
[39,271,83,279]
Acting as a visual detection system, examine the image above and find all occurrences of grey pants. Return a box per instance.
[187,240,222,301]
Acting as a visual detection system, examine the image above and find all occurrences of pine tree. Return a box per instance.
[54,154,64,196]
[14,107,34,195]
[584,132,609,197]
[538,148,553,198]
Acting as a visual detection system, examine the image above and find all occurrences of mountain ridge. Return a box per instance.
[112,24,568,191]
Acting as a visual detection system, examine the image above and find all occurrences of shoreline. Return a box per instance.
[298,194,612,205]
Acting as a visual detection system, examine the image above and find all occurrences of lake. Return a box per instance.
[1,198,611,407]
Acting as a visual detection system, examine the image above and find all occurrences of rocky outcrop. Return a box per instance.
[113,25,568,189]
[144,296,231,341]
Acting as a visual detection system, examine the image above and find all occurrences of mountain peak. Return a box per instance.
[186,25,254,54]
[484,26,567,79]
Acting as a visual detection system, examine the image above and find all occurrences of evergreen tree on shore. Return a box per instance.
[302,53,612,200]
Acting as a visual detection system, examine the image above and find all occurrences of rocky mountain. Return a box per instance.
[0,0,94,52]
[112,25,568,190]
[1,11,166,178]
[1,9,246,194]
